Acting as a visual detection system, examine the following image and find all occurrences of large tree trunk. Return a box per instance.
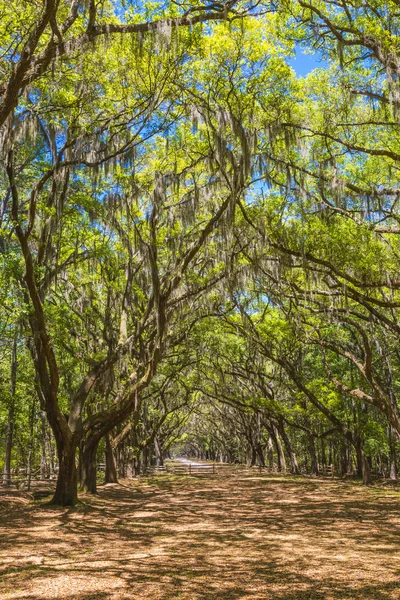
[355,438,363,478]
[266,437,274,469]
[340,443,349,476]
[154,438,164,467]
[142,446,150,474]
[353,436,371,485]
[361,449,372,485]
[276,420,299,475]
[80,439,99,494]
[105,434,118,483]
[289,447,300,475]
[249,445,257,467]
[271,426,286,472]
[118,446,127,478]
[51,439,78,506]
[3,334,17,486]
[277,423,300,475]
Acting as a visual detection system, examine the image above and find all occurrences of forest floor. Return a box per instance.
[1,472,400,600]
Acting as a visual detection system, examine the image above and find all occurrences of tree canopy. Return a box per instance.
[1,0,400,504]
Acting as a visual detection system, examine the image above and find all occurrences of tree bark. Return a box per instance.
[80,439,99,494]
[3,333,17,486]
[361,449,372,485]
[256,444,265,467]
[340,443,349,476]
[154,438,164,467]
[51,439,78,505]
[249,446,257,467]
[308,434,319,476]
[271,426,286,472]
[105,434,118,483]
[26,394,36,491]
[40,411,49,479]
[3,404,15,486]
[266,437,274,469]
[118,446,128,478]
[132,452,141,476]
[276,420,299,474]
[142,446,150,474]
[320,438,327,470]
[355,438,363,478]
[389,426,397,480]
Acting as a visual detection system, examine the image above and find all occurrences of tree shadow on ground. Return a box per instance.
[1,474,400,599]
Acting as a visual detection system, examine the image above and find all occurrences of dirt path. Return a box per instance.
[1,473,400,599]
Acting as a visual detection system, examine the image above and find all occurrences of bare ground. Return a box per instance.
[1,473,400,600]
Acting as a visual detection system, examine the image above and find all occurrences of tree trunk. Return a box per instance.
[289,448,299,475]
[272,426,286,472]
[308,434,319,476]
[48,428,55,478]
[390,452,397,480]
[328,441,333,465]
[249,446,257,467]
[320,438,326,469]
[355,439,363,478]
[142,446,150,474]
[132,452,141,476]
[256,444,265,467]
[80,440,99,494]
[51,440,78,506]
[154,438,164,467]
[389,426,397,480]
[105,434,118,483]
[276,420,299,474]
[340,443,349,476]
[118,446,127,478]
[40,411,49,479]
[26,394,36,491]
[26,445,33,492]
[266,437,274,470]
[361,449,372,485]
[3,403,15,486]
[3,333,17,486]
[353,435,371,485]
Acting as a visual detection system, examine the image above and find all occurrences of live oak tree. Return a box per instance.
[227,0,400,479]
[175,0,400,479]
[1,6,290,503]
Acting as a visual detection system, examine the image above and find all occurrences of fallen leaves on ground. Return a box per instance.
[1,473,400,599]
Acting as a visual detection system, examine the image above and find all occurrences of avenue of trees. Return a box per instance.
[1,0,400,504]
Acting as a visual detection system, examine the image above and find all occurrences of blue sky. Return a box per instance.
[287,48,328,77]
